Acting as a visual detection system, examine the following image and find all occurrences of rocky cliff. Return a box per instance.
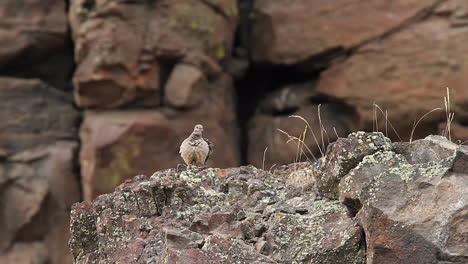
[69,132,468,264]
[1,0,468,263]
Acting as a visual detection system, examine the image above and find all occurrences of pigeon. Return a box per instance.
[179,124,213,166]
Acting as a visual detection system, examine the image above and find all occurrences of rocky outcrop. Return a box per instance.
[249,0,468,143]
[69,132,467,264]
[70,164,365,264]
[315,0,468,140]
[249,0,440,65]
[69,0,238,108]
[0,78,80,264]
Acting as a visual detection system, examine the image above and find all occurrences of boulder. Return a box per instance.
[316,0,468,140]
[334,134,468,263]
[250,0,439,65]
[69,0,238,108]
[315,131,393,199]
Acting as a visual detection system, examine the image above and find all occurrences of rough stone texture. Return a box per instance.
[250,0,440,65]
[0,78,80,154]
[247,82,357,169]
[69,0,238,108]
[0,0,73,89]
[164,63,206,108]
[0,78,80,264]
[337,134,468,263]
[79,75,240,201]
[70,165,365,264]
[315,131,394,200]
[316,0,468,140]
[70,132,468,264]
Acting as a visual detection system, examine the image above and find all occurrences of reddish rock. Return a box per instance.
[0,0,68,66]
[250,0,439,64]
[69,0,238,108]
[0,242,48,264]
[79,75,240,200]
[0,78,79,154]
[316,2,468,140]
[164,64,206,108]
[247,82,357,169]
[0,142,80,264]
[0,78,80,264]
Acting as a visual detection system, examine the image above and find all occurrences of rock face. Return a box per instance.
[69,132,468,264]
[0,0,73,89]
[339,136,468,263]
[0,78,80,264]
[247,82,357,169]
[317,132,468,263]
[69,0,238,108]
[70,165,365,264]
[250,0,440,65]
[80,106,240,201]
[316,0,468,140]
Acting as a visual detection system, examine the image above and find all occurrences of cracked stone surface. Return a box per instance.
[0,78,80,264]
[69,0,238,108]
[70,164,365,264]
[249,0,441,65]
[70,132,467,264]
[316,0,468,141]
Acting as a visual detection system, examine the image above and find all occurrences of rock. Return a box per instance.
[250,0,439,65]
[0,142,80,264]
[338,135,468,263]
[0,242,48,264]
[315,131,393,199]
[164,64,206,108]
[69,165,365,263]
[0,78,80,264]
[316,1,468,140]
[247,82,357,169]
[70,132,468,263]
[79,77,240,200]
[69,0,238,108]
[0,0,73,89]
[0,78,80,154]
[263,199,365,264]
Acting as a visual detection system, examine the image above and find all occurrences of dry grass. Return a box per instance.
[442,87,455,141]
[272,88,462,188]
[373,103,403,141]
[409,108,442,143]
[275,105,329,187]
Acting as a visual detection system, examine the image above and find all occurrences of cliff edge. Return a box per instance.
[69,132,467,264]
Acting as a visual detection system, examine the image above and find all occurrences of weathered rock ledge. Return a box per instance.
[69,132,467,264]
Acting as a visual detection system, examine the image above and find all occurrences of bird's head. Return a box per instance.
[192,124,204,137]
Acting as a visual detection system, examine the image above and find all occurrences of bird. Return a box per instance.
[179,124,213,166]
